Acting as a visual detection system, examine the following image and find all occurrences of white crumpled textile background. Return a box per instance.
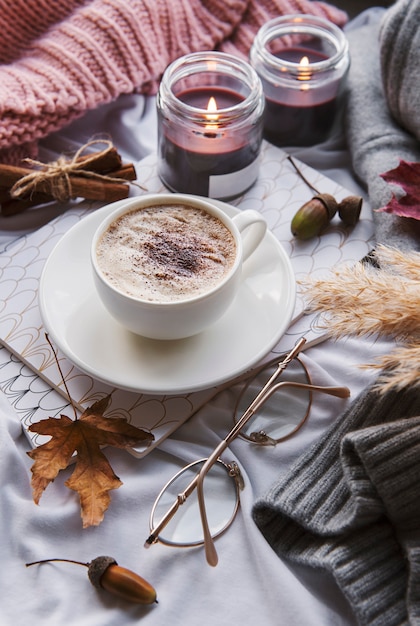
[0,10,393,626]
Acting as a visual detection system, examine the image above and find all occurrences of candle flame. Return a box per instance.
[204,96,219,132]
[206,97,219,121]
[297,56,312,82]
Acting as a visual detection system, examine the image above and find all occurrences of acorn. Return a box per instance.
[291,193,338,239]
[88,556,157,604]
[26,556,157,605]
[338,195,363,226]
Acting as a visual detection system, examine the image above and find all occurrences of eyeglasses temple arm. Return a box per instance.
[261,380,351,402]
[196,439,231,566]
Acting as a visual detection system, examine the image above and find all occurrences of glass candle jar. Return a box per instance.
[250,15,350,147]
[157,51,265,200]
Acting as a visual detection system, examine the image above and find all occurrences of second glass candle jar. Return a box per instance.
[250,15,350,147]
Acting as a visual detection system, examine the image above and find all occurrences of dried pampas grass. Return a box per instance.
[301,245,420,393]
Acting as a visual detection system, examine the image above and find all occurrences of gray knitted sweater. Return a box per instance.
[345,2,420,251]
[253,385,420,625]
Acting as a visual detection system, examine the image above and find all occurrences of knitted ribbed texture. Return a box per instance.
[253,385,420,626]
[0,0,347,162]
[219,0,347,58]
[0,0,85,63]
[345,12,420,252]
[379,0,420,143]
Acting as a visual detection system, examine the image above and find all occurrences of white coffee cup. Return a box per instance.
[91,194,266,340]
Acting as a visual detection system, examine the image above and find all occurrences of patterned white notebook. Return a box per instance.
[0,143,374,455]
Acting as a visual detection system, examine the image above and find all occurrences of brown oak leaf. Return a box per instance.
[378,160,420,220]
[27,395,154,528]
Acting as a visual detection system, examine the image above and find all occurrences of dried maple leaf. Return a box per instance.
[378,160,420,220]
[27,395,154,527]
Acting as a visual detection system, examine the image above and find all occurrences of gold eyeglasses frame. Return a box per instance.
[145,337,350,566]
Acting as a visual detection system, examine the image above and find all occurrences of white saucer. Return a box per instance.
[39,198,296,395]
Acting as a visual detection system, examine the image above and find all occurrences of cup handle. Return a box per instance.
[232,210,267,262]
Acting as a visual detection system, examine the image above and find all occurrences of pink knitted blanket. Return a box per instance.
[0,0,347,163]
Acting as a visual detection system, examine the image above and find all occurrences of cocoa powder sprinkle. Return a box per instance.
[144,233,201,276]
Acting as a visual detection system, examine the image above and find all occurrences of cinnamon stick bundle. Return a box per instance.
[0,141,140,217]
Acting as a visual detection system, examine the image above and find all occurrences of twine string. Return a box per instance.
[10,140,130,202]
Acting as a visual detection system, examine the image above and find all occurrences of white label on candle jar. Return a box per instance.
[208,157,260,199]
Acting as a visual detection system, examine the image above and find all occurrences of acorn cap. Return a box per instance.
[88,556,117,589]
[313,194,338,219]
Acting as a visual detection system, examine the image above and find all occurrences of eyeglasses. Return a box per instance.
[144,337,349,566]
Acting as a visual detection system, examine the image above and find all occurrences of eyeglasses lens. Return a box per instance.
[150,459,239,547]
[233,357,311,442]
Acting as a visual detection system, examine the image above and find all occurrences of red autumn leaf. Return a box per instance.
[27,395,154,528]
[377,160,420,220]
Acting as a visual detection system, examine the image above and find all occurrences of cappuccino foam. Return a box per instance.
[96,204,237,302]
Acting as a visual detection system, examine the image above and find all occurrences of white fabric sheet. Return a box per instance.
[0,335,393,626]
[0,10,393,625]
